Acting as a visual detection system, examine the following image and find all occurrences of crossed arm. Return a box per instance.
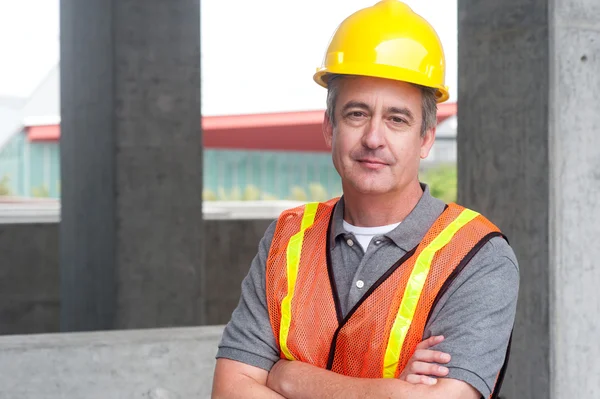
[211,336,480,399]
[212,359,478,399]
[211,229,518,399]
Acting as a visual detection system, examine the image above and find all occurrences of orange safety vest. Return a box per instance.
[266,199,511,398]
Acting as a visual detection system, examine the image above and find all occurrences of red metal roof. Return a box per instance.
[25,103,456,152]
[27,125,62,141]
[203,110,327,151]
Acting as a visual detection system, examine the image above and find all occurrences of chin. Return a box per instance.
[350,180,392,195]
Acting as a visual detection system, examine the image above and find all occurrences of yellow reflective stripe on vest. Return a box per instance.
[280,202,320,360]
[382,208,480,378]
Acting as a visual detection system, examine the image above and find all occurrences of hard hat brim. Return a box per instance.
[313,68,450,104]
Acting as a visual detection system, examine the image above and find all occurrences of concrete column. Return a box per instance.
[59,0,204,331]
[458,0,600,397]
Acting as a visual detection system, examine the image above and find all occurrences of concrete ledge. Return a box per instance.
[0,325,224,399]
[0,200,304,224]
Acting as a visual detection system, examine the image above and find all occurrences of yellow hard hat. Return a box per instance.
[313,0,449,103]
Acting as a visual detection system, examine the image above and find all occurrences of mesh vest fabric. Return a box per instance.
[266,198,340,368]
[266,199,502,380]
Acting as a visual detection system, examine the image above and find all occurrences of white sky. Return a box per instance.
[0,0,60,98]
[0,0,457,114]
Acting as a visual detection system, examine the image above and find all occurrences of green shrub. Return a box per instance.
[203,182,336,202]
[242,185,261,201]
[260,193,279,201]
[308,183,329,202]
[203,189,217,201]
[31,185,50,198]
[289,186,308,201]
[0,175,10,196]
[420,164,457,203]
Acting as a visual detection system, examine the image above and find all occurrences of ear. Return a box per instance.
[323,112,333,149]
[420,126,436,159]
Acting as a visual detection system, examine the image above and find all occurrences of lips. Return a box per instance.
[358,158,387,165]
[357,158,388,170]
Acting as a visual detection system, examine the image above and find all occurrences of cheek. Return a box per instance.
[330,135,341,158]
[329,134,345,169]
[332,130,356,159]
[390,137,422,163]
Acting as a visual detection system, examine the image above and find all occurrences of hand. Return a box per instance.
[266,359,289,393]
[398,335,451,386]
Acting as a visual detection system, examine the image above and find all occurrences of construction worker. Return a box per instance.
[212,1,519,398]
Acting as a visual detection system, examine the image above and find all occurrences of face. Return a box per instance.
[323,76,435,197]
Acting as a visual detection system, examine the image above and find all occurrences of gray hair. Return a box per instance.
[325,74,438,137]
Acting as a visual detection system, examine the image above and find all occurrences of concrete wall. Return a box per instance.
[458,0,600,397]
[0,325,223,399]
[204,219,273,324]
[0,219,272,335]
[458,2,551,396]
[0,223,59,335]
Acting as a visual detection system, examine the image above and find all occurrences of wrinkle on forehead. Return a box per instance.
[336,76,422,118]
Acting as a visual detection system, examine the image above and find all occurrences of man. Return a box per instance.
[212,1,519,398]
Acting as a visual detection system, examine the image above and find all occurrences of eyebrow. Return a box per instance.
[341,101,415,123]
[341,101,371,113]
[387,106,415,123]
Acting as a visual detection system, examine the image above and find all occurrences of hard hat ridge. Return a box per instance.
[313,0,449,103]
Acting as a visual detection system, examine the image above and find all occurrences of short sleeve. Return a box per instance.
[423,236,520,397]
[216,220,281,371]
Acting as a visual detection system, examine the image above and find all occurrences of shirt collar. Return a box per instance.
[330,183,447,252]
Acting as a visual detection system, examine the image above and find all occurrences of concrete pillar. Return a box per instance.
[458,0,600,397]
[59,0,204,331]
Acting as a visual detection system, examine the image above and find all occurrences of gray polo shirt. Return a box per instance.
[216,185,519,398]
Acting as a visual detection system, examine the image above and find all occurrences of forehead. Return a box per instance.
[335,76,422,110]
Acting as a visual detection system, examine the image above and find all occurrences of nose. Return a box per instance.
[361,118,385,150]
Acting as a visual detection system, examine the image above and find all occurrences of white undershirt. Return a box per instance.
[342,220,401,252]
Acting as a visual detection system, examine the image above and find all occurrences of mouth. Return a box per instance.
[357,158,388,170]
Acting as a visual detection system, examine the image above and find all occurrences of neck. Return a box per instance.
[342,180,423,227]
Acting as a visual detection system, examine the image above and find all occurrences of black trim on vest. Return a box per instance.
[325,207,344,325]
[324,203,452,370]
[490,331,512,399]
[325,246,419,370]
[423,231,511,399]
[427,232,507,322]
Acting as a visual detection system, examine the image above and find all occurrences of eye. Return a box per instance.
[347,111,367,119]
[390,116,407,124]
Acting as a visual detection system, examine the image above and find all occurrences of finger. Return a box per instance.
[410,361,450,377]
[406,374,438,385]
[412,349,452,364]
[415,335,445,350]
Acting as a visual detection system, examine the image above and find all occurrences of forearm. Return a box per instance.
[267,360,445,399]
[212,359,286,399]
[212,374,286,399]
